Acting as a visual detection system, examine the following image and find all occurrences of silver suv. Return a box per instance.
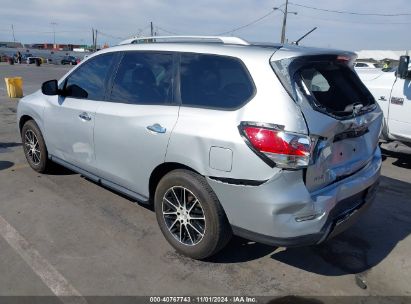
[17,36,382,259]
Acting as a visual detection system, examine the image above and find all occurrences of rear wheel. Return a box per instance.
[154,169,232,259]
[21,120,50,173]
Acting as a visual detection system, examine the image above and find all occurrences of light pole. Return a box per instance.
[50,22,57,47]
[274,0,297,44]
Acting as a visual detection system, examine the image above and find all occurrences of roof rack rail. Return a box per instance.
[118,35,250,46]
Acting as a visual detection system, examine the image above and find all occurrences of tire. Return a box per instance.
[154,169,232,259]
[21,120,50,173]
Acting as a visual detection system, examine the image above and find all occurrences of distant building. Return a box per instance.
[0,41,23,48]
[28,43,87,51]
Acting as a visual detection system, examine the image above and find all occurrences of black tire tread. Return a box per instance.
[183,170,232,256]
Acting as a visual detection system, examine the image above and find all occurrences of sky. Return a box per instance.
[0,0,410,51]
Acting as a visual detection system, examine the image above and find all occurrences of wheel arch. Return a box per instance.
[19,115,35,133]
[149,162,201,203]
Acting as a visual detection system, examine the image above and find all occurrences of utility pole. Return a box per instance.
[91,28,98,51]
[11,24,16,43]
[150,21,154,36]
[50,22,57,46]
[92,28,95,50]
[95,29,98,51]
[280,0,288,44]
[274,1,297,44]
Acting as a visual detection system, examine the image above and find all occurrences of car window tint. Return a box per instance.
[110,52,173,105]
[355,63,367,67]
[180,54,254,109]
[64,53,115,100]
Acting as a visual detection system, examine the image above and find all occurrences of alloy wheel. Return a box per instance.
[24,129,41,165]
[162,186,206,246]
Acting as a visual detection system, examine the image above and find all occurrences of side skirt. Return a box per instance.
[49,155,150,204]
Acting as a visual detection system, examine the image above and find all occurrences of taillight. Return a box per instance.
[239,122,312,169]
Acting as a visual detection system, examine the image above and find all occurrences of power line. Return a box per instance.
[156,25,179,35]
[289,2,411,17]
[297,13,411,25]
[217,8,277,35]
[98,31,125,40]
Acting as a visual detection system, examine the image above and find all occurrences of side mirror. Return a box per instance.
[41,80,58,95]
[397,55,410,79]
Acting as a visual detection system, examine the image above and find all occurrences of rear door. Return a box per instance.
[94,51,178,198]
[387,75,411,141]
[271,54,383,192]
[44,52,117,172]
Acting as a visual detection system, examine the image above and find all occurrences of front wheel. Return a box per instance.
[21,120,50,173]
[154,169,232,259]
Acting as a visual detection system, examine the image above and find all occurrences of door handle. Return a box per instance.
[79,112,92,121]
[146,123,166,134]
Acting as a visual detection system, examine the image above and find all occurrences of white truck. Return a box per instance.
[357,55,411,146]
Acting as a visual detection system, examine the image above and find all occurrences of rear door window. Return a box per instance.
[109,52,174,105]
[180,54,254,109]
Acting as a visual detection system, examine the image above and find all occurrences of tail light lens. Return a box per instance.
[239,122,312,169]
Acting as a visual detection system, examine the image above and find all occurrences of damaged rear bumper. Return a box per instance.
[207,148,381,247]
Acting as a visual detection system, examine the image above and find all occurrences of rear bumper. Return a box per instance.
[207,148,381,247]
[231,181,378,247]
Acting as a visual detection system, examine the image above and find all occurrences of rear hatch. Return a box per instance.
[271,49,382,192]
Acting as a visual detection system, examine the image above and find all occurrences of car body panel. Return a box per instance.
[357,68,411,143]
[43,95,100,172]
[385,76,411,141]
[17,90,46,134]
[94,103,179,197]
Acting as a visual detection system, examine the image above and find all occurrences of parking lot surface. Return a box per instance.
[0,64,410,298]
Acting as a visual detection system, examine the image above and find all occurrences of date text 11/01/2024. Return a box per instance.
[149,296,257,303]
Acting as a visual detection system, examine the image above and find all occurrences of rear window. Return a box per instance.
[298,63,375,116]
[180,54,254,109]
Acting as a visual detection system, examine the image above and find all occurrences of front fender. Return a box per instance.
[17,90,46,136]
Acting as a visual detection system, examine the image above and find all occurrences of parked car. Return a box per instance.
[61,56,78,65]
[354,61,383,69]
[0,54,10,62]
[357,55,411,144]
[17,36,382,259]
[27,56,44,64]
